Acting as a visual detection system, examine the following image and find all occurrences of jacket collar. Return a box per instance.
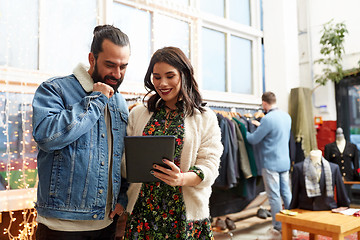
[73,63,94,93]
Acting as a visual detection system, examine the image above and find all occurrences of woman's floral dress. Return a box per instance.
[124,106,214,240]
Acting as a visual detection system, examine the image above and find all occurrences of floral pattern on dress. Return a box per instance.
[124,106,214,240]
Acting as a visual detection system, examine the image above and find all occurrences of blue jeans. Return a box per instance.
[262,168,292,231]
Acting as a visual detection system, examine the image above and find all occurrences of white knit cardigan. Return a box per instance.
[124,104,223,221]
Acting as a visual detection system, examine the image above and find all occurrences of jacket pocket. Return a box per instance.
[119,111,128,124]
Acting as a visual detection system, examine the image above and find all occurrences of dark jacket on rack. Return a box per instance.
[214,114,239,189]
[324,141,359,181]
[290,160,350,210]
[243,117,262,176]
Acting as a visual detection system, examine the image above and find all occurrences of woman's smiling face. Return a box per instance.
[152,62,182,109]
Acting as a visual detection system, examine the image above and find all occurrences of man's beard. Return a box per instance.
[92,64,123,93]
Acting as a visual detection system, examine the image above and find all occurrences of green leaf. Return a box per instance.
[314,19,348,86]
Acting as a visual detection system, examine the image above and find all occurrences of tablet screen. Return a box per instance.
[124,135,176,183]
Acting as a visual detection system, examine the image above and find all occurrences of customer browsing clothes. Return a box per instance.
[246,92,292,238]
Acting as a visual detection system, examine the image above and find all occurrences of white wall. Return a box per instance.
[298,0,360,120]
[262,0,300,112]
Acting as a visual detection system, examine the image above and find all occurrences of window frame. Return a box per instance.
[115,0,263,105]
[197,0,263,105]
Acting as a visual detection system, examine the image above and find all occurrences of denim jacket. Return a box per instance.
[32,63,128,220]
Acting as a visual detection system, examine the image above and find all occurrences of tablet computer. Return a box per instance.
[124,135,176,183]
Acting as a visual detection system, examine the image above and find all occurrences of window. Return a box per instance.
[200,0,225,18]
[198,0,261,103]
[40,0,97,73]
[112,3,151,82]
[112,1,192,93]
[335,77,360,158]
[110,0,262,104]
[229,0,251,25]
[153,14,190,57]
[0,92,37,191]
[201,28,225,92]
[169,0,189,6]
[1,0,262,102]
[230,35,252,94]
[348,85,360,149]
[0,0,39,70]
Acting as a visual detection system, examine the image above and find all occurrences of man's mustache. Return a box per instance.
[104,75,121,82]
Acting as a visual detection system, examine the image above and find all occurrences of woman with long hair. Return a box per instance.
[124,47,223,239]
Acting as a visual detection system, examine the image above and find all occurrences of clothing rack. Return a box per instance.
[207,103,261,114]
[210,103,266,218]
[125,96,142,102]
[207,104,264,119]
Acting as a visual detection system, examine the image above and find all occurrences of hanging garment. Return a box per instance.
[288,87,318,157]
[214,114,239,189]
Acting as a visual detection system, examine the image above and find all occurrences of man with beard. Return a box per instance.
[32,25,130,240]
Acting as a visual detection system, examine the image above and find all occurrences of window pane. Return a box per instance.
[0,0,38,69]
[0,92,38,190]
[202,28,225,92]
[153,14,189,57]
[167,0,188,5]
[349,85,360,152]
[229,0,250,25]
[113,3,151,82]
[41,0,97,73]
[200,0,224,18]
[231,35,252,94]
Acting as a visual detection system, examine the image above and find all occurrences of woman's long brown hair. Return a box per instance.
[143,47,204,116]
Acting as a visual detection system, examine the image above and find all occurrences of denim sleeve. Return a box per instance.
[32,81,109,152]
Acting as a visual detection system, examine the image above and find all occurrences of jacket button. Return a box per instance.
[350,154,353,157]
[341,160,344,163]
[101,161,105,166]
[343,173,346,176]
[332,154,335,157]
[101,133,105,138]
[93,214,98,219]
[342,166,345,169]
[99,189,103,194]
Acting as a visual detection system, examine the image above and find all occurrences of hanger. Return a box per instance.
[254,111,264,119]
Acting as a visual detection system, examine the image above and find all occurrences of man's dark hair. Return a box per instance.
[90,25,130,59]
[144,47,204,116]
[262,91,276,104]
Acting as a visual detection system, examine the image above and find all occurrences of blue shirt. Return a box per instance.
[246,109,291,172]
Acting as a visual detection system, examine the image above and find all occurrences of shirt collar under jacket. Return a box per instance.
[265,107,278,115]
